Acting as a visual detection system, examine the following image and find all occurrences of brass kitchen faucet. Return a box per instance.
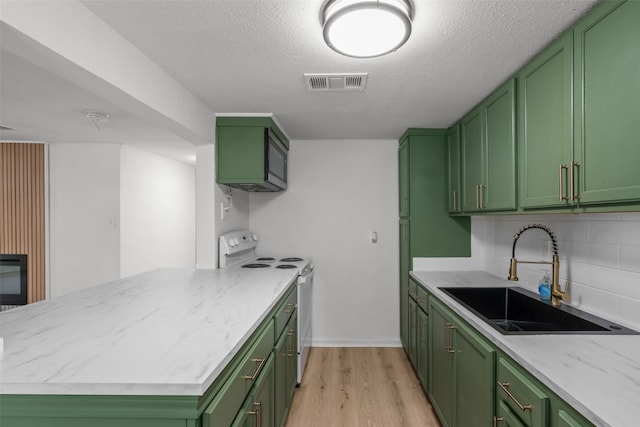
[508,224,569,307]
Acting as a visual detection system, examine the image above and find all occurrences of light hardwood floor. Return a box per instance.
[285,347,441,427]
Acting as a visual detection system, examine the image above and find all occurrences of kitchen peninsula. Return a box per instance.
[0,267,300,425]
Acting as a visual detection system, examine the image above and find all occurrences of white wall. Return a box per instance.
[250,139,399,346]
[49,143,121,297]
[120,146,195,277]
[471,213,640,330]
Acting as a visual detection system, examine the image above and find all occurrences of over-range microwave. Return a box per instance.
[262,128,288,191]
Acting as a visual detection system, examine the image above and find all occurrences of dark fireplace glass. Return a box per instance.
[0,254,28,306]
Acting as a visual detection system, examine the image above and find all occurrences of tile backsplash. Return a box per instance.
[414,212,640,330]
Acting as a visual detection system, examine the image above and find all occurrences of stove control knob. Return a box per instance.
[252,234,259,241]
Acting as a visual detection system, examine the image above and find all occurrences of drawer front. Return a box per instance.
[416,286,428,311]
[274,286,297,339]
[203,319,275,427]
[497,357,550,427]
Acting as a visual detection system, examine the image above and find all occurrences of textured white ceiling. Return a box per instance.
[1,0,598,162]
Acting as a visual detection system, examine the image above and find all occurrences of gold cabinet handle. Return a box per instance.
[284,303,296,314]
[570,161,581,201]
[249,401,262,427]
[479,184,485,209]
[475,185,480,209]
[453,190,458,212]
[242,358,266,381]
[497,381,532,411]
[445,322,456,353]
[494,416,504,427]
[558,164,569,201]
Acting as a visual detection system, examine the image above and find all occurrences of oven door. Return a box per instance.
[297,266,314,383]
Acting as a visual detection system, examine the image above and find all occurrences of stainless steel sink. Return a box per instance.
[439,286,638,335]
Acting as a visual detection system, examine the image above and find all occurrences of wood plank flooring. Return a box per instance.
[285,347,441,427]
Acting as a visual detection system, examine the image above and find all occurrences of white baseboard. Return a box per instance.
[311,337,402,347]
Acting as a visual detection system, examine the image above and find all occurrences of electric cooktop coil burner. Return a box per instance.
[256,257,275,262]
[241,263,270,269]
[276,264,297,269]
[280,257,303,262]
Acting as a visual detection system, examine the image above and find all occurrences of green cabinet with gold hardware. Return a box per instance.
[428,297,495,427]
[572,0,640,206]
[461,79,517,212]
[274,308,297,427]
[494,353,595,427]
[407,279,429,389]
[232,354,275,427]
[398,129,471,355]
[518,32,573,209]
[518,0,640,210]
[448,124,463,214]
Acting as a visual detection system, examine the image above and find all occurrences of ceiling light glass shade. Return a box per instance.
[322,0,413,58]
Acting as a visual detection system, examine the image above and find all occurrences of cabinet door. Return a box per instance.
[408,297,418,366]
[448,124,462,213]
[252,354,275,427]
[497,401,528,427]
[286,312,298,404]
[399,219,410,349]
[399,139,410,217]
[232,355,275,427]
[482,79,517,211]
[417,307,429,387]
[428,300,454,427]
[461,108,484,212]
[573,0,640,205]
[454,320,496,427]
[274,328,288,427]
[556,409,589,427]
[519,33,573,209]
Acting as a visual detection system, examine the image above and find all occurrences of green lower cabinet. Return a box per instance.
[399,219,410,350]
[428,297,495,427]
[497,401,528,427]
[555,408,591,427]
[497,357,549,427]
[408,297,418,366]
[232,354,275,427]
[416,306,429,387]
[274,313,297,427]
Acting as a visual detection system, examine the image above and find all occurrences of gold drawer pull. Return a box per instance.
[494,416,504,427]
[242,358,266,381]
[284,303,296,314]
[248,401,262,427]
[497,381,532,411]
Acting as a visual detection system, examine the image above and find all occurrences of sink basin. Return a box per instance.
[439,286,638,335]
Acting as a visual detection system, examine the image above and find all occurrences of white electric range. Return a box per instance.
[218,230,314,384]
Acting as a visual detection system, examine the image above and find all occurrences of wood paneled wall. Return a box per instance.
[1,143,46,303]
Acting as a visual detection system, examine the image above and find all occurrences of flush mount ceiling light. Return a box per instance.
[322,0,413,58]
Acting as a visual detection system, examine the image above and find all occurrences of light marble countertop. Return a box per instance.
[411,270,640,427]
[0,268,298,396]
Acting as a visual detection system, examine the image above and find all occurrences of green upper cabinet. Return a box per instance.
[573,0,640,206]
[216,116,289,192]
[461,79,517,212]
[447,124,462,214]
[399,139,410,217]
[518,32,573,209]
[461,108,484,212]
[398,129,471,257]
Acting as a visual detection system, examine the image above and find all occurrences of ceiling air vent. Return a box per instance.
[304,73,368,92]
